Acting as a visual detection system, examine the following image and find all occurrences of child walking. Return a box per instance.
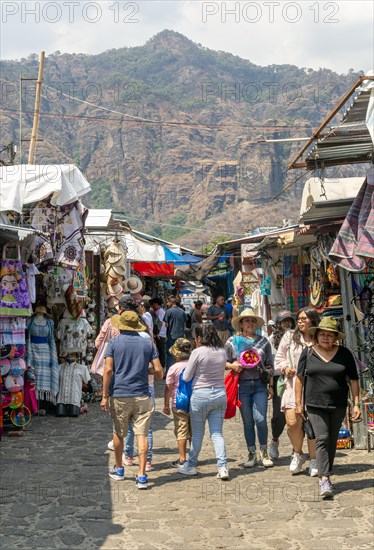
[163,338,192,466]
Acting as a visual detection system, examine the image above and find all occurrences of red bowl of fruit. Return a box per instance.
[239,349,261,368]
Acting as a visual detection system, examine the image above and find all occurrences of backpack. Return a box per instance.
[185,312,192,329]
[175,368,193,413]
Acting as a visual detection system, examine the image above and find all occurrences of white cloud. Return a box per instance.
[0,1,372,73]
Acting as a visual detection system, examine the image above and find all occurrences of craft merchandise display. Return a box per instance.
[0,260,36,434]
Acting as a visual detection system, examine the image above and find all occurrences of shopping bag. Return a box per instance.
[224,370,242,419]
[0,245,30,316]
[90,326,111,376]
[175,368,193,414]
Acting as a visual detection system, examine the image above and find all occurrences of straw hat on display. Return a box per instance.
[107,265,126,278]
[33,306,53,318]
[309,317,345,341]
[124,276,143,294]
[104,242,126,265]
[232,308,265,332]
[107,280,123,297]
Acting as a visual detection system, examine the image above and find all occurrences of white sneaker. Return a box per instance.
[107,440,114,451]
[178,462,198,476]
[217,466,230,480]
[268,440,279,459]
[309,459,318,477]
[243,451,257,468]
[290,452,306,474]
[260,449,274,468]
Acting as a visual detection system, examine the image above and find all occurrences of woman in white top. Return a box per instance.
[178,323,229,480]
[275,306,319,476]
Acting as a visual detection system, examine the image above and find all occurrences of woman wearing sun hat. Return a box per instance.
[225,308,274,468]
[295,317,360,499]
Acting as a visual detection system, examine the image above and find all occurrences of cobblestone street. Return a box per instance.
[1,381,373,550]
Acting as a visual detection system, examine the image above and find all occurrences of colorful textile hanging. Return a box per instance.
[0,246,30,317]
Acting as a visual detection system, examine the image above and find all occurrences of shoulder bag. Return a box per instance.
[277,331,293,398]
[302,348,315,440]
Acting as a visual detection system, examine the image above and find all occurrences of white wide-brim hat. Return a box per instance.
[106,265,126,279]
[124,276,143,294]
[232,308,265,331]
[107,281,123,296]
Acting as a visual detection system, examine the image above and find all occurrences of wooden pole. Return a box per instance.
[288,74,374,170]
[19,73,22,163]
[28,51,45,165]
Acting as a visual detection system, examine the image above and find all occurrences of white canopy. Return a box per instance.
[85,230,173,262]
[0,164,91,212]
[300,176,365,216]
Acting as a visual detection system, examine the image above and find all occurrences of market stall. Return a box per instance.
[0,164,94,436]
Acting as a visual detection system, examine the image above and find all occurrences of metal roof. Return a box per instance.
[300,198,355,225]
[289,74,374,169]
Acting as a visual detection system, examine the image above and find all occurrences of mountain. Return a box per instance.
[0,30,366,249]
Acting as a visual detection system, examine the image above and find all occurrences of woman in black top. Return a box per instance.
[295,317,361,499]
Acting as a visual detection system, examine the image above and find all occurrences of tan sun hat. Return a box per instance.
[124,276,143,294]
[107,281,123,296]
[309,316,345,340]
[232,308,265,332]
[111,310,146,332]
[169,338,192,359]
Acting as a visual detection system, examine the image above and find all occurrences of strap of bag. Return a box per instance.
[287,331,294,370]
[303,346,313,414]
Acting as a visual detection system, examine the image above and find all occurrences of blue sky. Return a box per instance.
[1,1,373,73]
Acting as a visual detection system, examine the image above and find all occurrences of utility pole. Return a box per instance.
[28,51,45,165]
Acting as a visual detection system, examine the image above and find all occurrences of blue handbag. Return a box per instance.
[175,368,193,413]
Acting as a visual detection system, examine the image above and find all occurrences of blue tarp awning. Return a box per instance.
[162,246,203,264]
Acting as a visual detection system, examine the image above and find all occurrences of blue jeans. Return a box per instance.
[187,387,227,469]
[238,380,269,451]
[125,386,154,462]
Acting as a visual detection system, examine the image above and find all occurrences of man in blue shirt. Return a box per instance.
[101,310,162,489]
[164,296,187,372]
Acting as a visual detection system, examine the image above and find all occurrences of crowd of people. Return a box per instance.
[98,294,360,498]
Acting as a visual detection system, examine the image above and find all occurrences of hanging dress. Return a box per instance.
[26,316,59,404]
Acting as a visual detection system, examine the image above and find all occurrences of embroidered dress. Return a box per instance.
[30,199,87,269]
[57,362,90,407]
[26,316,59,403]
[56,317,93,356]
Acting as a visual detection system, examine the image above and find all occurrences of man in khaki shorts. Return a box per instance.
[101,310,162,489]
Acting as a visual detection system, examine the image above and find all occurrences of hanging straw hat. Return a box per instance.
[232,308,265,332]
[310,281,322,306]
[124,276,143,294]
[33,306,53,318]
[106,264,126,279]
[111,310,146,332]
[107,280,123,296]
[309,316,345,340]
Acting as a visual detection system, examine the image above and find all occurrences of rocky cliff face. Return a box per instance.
[0,31,366,248]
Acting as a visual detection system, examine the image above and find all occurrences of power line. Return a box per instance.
[0,106,313,132]
[124,215,248,236]
[270,170,313,202]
